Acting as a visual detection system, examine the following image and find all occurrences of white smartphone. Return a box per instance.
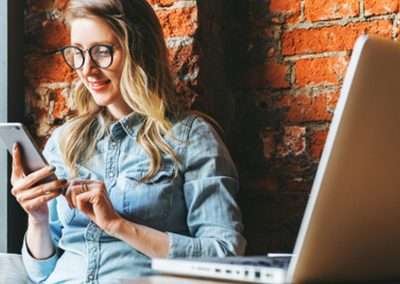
[0,122,51,173]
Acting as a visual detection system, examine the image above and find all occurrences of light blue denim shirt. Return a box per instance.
[21,113,246,283]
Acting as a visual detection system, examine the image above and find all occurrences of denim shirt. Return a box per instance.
[21,113,246,284]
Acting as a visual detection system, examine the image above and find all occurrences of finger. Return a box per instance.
[66,182,91,208]
[11,165,56,195]
[75,190,96,217]
[16,179,68,203]
[22,191,59,214]
[11,143,26,183]
[63,184,74,209]
[78,180,106,193]
[63,179,86,209]
[64,184,75,209]
[64,179,89,194]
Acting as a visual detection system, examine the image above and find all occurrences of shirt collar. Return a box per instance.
[107,112,145,140]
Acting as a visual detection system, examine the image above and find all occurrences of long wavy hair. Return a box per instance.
[60,0,188,181]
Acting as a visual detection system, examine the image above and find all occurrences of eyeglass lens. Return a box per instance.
[62,45,113,69]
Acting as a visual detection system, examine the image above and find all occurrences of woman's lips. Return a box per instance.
[88,80,111,91]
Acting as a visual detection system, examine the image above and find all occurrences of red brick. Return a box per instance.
[148,0,176,6]
[38,20,70,50]
[168,43,199,90]
[287,13,302,25]
[52,89,69,119]
[276,90,340,122]
[270,0,301,15]
[305,0,359,22]
[245,61,290,89]
[295,56,349,87]
[277,126,306,157]
[282,20,392,55]
[26,55,74,85]
[270,0,301,24]
[326,90,339,112]
[156,7,197,37]
[168,43,194,74]
[309,129,329,160]
[266,61,290,88]
[365,0,399,16]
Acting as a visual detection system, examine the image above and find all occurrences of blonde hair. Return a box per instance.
[60,0,188,181]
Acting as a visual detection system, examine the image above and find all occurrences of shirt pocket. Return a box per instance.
[76,164,102,180]
[120,166,175,229]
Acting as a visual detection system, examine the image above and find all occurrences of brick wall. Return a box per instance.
[240,0,400,253]
[23,0,399,254]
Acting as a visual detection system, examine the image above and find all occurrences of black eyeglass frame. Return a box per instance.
[57,44,115,70]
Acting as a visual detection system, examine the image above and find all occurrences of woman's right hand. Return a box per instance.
[10,143,68,225]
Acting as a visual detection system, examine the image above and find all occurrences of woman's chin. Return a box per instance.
[90,93,115,106]
[92,98,114,107]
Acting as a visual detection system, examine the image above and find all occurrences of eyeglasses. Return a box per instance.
[57,44,114,70]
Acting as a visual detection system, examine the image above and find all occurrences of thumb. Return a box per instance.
[11,143,26,182]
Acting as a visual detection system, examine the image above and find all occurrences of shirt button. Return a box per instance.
[112,142,117,147]
[88,274,94,281]
[109,172,114,177]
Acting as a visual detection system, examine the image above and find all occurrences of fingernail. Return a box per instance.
[13,143,17,152]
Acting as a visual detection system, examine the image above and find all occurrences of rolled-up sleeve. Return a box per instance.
[21,198,63,283]
[21,127,65,283]
[167,116,246,258]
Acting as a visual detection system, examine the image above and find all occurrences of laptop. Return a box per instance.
[152,35,400,283]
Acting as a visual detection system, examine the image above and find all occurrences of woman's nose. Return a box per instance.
[81,53,98,75]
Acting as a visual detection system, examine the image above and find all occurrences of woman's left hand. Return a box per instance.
[65,180,122,234]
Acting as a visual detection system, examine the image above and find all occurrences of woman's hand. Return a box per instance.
[66,180,122,234]
[10,143,68,225]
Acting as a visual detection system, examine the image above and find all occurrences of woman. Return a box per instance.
[11,0,246,283]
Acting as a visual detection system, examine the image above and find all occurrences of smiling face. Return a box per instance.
[70,16,132,119]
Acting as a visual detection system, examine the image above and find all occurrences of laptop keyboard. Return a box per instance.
[191,256,291,269]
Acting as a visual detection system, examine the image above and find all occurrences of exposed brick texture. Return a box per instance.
[25,55,73,85]
[269,0,301,16]
[282,20,393,55]
[295,56,349,86]
[276,126,306,157]
[156,6,197,37]
[276,90,339,123]
[309,129,329,161]
[305,0,359,21]
[36,20,70,50]
[365,0,399,16]
[23,0,400,254]
[269,0,302,23]
[245,61,290,89]
[149,0,175,6]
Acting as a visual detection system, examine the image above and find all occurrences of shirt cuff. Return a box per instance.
[21,235,58,282]
[167,232,202,258]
